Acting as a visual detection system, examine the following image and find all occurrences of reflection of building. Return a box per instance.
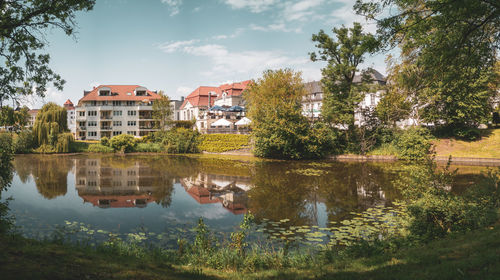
[180,173,250,215]
[74,158,161,208]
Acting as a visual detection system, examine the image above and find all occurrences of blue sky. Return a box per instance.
[25,0,386,108]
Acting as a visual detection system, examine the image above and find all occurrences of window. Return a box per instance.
[127,121,136,126]
[113,181,122,187]
[88,121,97,127]
[79,122,85,126]
[78,111,85,116]
[112,101,121,106]
[90,101,97,106]
[112,131,122,136]
[136,90,146,96]
[127,110,136,116]
[127,180,136,186]
[113,110,122,116]
[127,170,136,176]
[88,111,97,116]
[127,131,136,136]
[87,131,97,137]
[113,121,122,126]
[126,101,135,106]
[113,170,122,176]
[101,101,108,106]
[99,90,110,96]
[370,93,376,106]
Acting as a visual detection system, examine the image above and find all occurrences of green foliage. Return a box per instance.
[198,134,250,153]
[153,128,200,153]
[55,133,74,153]
[109,134,137,153]
[134,143,163,153]
[452,127,481,141]
[393,127,433,161]
[86,144,114,153]
[376,88,412,126]
[100,136,109,147]
[0,106,15,127]
[170,120,196,129]
[397,160,500,241]
[310,23,378,128]
[0,133,13,189]
[33,103,68,146]
[14,106,30,128]
[33,144,56,154]
[12,130,34,154]
[152,91,172,130]
[0,0,95,100]
[69,140,92,153]
[355,0,499,127]
[246,69,334,159]
[230,213,255,255]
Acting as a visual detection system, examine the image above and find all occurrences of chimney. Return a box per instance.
[181,96,185,102]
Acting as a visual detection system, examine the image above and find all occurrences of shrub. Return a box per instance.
[87,144,114,153]
[199,134,250,153]
[134,143,163,152]
[12,130,34,154]
[170,120,195,129]
[100,136,109,147]
[452,127,481,141]
[33,144,56,154]
[109,134,137,153]
[0,133,13,189]
[155,128,200,154]
[393,127,433,160]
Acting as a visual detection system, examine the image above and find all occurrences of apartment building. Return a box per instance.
[63,99,76,137]
[75,85,161,140]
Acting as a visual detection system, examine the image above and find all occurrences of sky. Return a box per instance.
[23,0,387,108]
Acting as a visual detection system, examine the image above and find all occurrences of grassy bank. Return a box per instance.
[1,223,499,279]
[433,129,500,158]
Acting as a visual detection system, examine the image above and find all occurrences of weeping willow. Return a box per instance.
[33,102,69,147]
[55,133,74,153]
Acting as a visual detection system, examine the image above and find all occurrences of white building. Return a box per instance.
[63,99,76,137]
[75,85,161,140]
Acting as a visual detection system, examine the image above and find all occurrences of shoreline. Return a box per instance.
[18,151,500,166]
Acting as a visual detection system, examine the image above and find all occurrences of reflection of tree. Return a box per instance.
[150,173,174,208]
[248,162,313,226]
[13,155,74,199]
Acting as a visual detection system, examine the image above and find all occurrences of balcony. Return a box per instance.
[100,115,112,120]
[77,126,87,131]
[139,115,153,120]
[100,127,112,130]
[139,126,157,130]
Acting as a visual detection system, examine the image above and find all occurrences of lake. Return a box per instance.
[1,154,493,245]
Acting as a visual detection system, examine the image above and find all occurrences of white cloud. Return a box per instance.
[175,86,193,96]
[221,0,279,13]
[211,28,244,40]
[161,0,183,16]
[249,23,302,33]
[157,39,199,53]
[283,0,325,22]
[328,1,377,33]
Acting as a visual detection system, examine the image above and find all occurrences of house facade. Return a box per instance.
[75,85,161,140]
[63,99,76,136]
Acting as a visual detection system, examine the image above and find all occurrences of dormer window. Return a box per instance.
[98,87,111,96]
[134,86,148,96]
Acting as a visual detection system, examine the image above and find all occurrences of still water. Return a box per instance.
[2,154,491,243]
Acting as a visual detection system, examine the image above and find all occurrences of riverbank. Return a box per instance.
[1,223,499,279]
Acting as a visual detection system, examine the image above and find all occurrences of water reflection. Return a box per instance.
[8,154,493,237]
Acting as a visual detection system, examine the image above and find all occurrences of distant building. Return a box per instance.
[63,99,76,136]
[27,109,39,127]
[179,80,251,132]
[170,97,184,121]
[75,85,161,140]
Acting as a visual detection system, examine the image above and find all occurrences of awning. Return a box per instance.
[209,105,225,111]
[228,106,244,112]
[211,118,232,127]
[235,117,251,126]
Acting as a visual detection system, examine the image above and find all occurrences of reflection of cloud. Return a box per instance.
[185,204,229,220]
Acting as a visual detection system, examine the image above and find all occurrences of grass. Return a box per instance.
[199,134,250,153]
[433,129,500,158]
[1,224,499,279]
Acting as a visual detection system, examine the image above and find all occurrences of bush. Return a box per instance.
[12,130,34,154]
[100,136,109,147]
[0,133,13,189]
[170,120,195,129]
[109,134,137,153]
[393,127,433,160]
[154,128,200,154]
[453,127,481,141]
[87,144,114,153]
[199,134,250,153]
[55,132,74,153]
[134,143,163,152]
[33,144,56,154]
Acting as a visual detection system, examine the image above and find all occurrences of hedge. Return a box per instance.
[198,134,250,153]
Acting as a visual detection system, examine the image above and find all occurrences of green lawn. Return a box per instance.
[1,224,499,279]
[433,129,500,158]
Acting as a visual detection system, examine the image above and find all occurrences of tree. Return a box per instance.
[33,102,68,146]
[0,106,15,127]
[152,91,173,131]
[14,106,29,128]
[310,23,379,131]
[0,0,95,103]
[245,69,334,159]
[355,0,500,127]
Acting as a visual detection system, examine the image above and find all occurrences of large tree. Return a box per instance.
[245,69,334,159]
[152,91,173,131]
[355,0,500,127]
[310,22,379,130]
[33,102,68,146]
[0,0,95,103]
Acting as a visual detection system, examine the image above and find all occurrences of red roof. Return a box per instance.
[64,99,74,105]
[180,80,251,109]
[78,85,161,105]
